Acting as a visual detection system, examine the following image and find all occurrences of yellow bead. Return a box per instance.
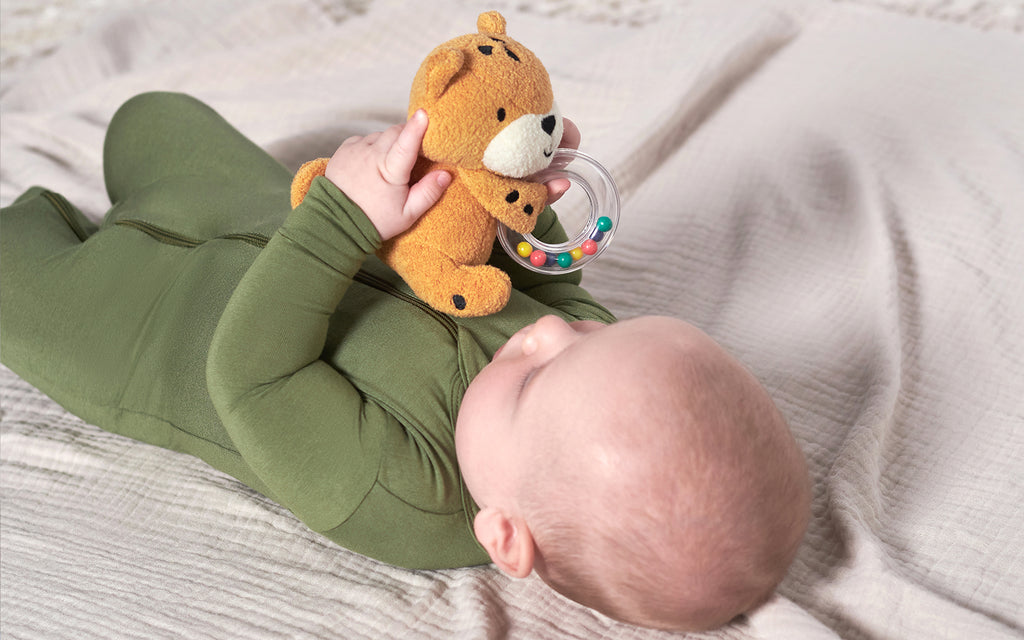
[517,242,533,258]
[570,247,584,261]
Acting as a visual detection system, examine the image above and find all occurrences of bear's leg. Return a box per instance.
[385,243,512,317]
[290,158,330,208]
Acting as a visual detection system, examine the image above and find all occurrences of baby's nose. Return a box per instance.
[525,315,576,352]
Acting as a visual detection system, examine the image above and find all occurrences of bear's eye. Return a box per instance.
[478,45,493,55]
[497,108,506,122]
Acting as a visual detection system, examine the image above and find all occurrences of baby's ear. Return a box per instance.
[474,507,535,578]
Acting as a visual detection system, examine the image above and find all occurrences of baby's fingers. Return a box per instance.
[403,170,451,221]
[545,177,571,205]
[382,109,429,185]
[545,117,579,204]
[559,117,581,151]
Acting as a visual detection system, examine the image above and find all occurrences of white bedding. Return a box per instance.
[2,1,1022,638]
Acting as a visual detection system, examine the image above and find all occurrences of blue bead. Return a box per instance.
[589,229,605,242]
[545,253,558,266]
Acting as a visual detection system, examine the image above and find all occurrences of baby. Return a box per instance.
[329,94,810,630]
[0,92,809,631]
[458,315,810,630]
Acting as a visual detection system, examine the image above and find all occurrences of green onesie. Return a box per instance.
[0,92,614,570]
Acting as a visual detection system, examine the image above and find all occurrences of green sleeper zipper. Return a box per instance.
[109,217,458,338]
[351,268,459,341]
[114,218,269,250]
[42,191,90,242]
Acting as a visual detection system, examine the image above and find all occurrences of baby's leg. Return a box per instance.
[0,93,294,474]
[1,184,269,489]
[102,91,293,238]
[2,92,293,398]
[0,186,138,402]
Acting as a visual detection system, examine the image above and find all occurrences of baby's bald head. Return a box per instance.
[458,316,810,630]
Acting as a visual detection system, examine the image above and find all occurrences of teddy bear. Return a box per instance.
[290,11,563,317]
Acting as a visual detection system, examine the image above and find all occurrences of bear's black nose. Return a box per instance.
[541,115,556,135]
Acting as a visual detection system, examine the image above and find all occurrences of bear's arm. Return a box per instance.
[458,168,548,234]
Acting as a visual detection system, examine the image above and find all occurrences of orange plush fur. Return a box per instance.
[291,11,563,317]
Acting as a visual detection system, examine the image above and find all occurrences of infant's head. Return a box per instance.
[456,315,810,631]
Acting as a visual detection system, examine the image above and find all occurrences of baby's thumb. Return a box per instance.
[404,170,451,220]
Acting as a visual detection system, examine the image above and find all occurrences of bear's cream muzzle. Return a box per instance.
[482,103,563,178]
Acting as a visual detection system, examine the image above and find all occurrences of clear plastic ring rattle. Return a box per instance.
[497,148,620,274]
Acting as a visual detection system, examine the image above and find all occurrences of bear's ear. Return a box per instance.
[477,11,506,36]
[424,47,465,101]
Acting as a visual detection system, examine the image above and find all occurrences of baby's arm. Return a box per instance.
[206,113,448,532]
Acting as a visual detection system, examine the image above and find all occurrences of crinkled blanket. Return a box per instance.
[1,1,1021,638]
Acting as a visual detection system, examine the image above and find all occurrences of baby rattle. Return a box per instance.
[497,147,618,274]
[292,11,618,316]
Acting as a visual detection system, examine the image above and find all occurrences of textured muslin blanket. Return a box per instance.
[2,1,1022,638]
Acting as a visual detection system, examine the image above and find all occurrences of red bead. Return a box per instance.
[530,250,547,267]
[581,239,598,255]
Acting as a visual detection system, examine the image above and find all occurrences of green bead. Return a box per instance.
[596,216,613,232]
[556,252,573,268]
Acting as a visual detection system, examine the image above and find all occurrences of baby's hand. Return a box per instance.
[325,110,451,241]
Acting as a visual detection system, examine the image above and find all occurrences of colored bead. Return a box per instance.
[557,252,574,268]
[570,247,584,261]
[530,250,547,267]
[581,239,598,255]
[545,253,558,266]
[517,242,533,258]
[597,216,613,232]
[589,229,605,242]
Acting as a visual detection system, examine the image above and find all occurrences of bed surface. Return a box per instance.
[2,1,1022,638]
